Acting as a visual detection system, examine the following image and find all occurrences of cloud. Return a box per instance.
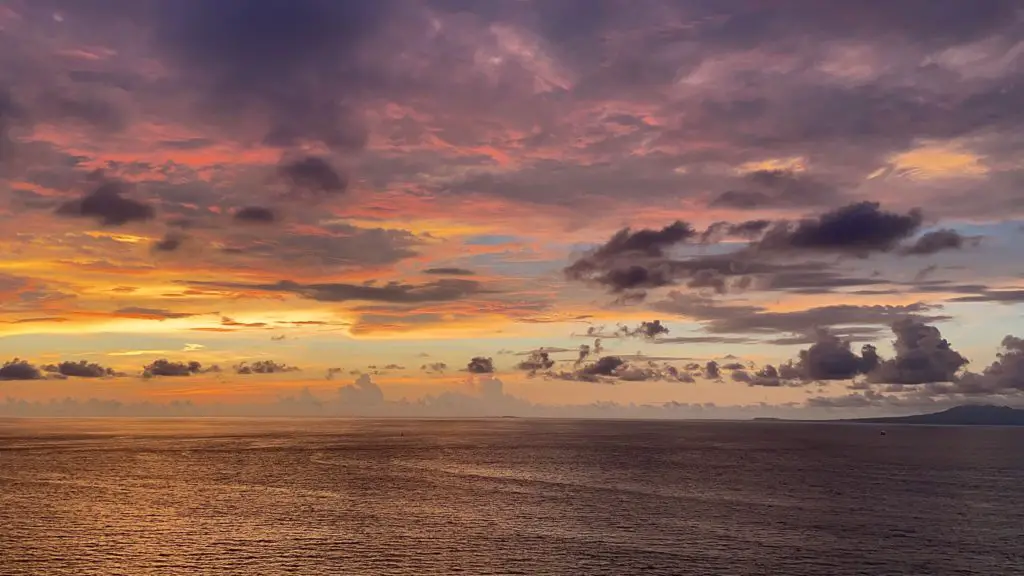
[278,156,347,197]
[515,350,555,373]
[113,307,206,320]
[784,329,880,382]
[0,358,44,381]
[623,320,671,340]
[143,359,216,377]
[152,232,186,252]
[148,0,391,150]
[951,336,1024,395]
[704,361,721,381]
[756,202,923,257]
[566,203,926,298]
[423,268,476,276]
[421,362,448,374]
[700,220,772,243]
[338,374,385,406]
[467,356,495,374]
[899,229,973,256]
[188,278,481,304]
[868,319,969,385]
[710,170,838,210]
[233,206,277,224]
[42,360,118,378]
[233,360,300,375]
[652,292,947,340]
[55,179,155,227]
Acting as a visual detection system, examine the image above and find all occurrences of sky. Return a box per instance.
[0,0,1023,418]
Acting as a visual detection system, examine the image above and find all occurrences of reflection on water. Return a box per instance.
[1,418,1023,575]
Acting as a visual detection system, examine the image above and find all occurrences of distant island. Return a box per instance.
[755,405,1024,426]
[844,405,1024,426]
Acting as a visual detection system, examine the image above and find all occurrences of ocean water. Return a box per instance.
[1,418,1022,575]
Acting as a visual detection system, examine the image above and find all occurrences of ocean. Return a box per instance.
[1,418,1022,575]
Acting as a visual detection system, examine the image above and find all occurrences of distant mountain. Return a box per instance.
[845,404,1024,426]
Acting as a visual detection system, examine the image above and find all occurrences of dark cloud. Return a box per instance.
[233,206,277,224]
[42,360,118,378]
[617,320,670,340]
[704,361,721,381]
[278,156,347,196]
[785,329,880,382]
[423,268,476,276]
[700,220,772,243]
[567,203,924,297]
[152,232,186,252]
[564,221,697,292]
[868,319,969,385]
[188,278,481,304]
[0,358,44,381]
[582,356,625,378]
[756,202,924,257]
[721,362,745,371]
[55,180,155,227]
[593,221,698,260]
[467,356,495,374]
[149,0,393,150]
[516,351,555,373]
[142,359,213,377]
[234,360,300,375]
[899,229,973,256]
[710,170,838,210]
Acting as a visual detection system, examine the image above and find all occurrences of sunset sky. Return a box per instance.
[1,0,1022,416]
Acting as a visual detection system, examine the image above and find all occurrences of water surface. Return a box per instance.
[1,418,1022,575]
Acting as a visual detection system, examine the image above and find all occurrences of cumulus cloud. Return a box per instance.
[0,358,44,381]
[55,179,155,227]
[233,360,300,375]
[951,336,1024,395]
[782,329,880,382]
[143,359,214,377]
[623,320,671,340]
[868,319,969,385]
[704,361,722,381]
[467,356,495,374]
[42,360,118,378]
[338,374,385,406]
[515,350,555,374]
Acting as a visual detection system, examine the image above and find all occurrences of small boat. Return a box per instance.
[880,430,887,436]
